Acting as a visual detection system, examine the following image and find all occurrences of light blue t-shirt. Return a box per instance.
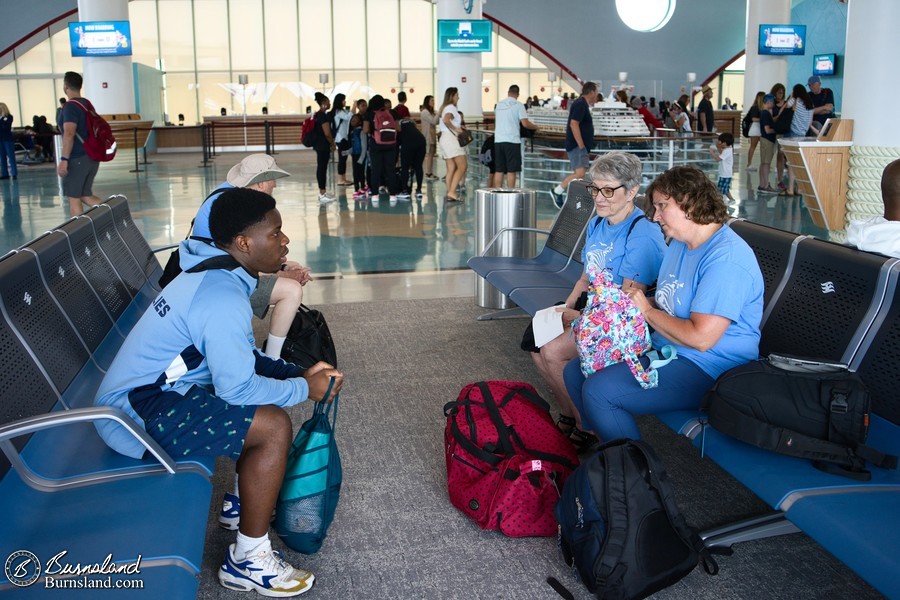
[581,207,666,286]
[651,225,764,379]
[190,182,234,240]
[494,97,527,144]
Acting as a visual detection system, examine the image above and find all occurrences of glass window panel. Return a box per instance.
[481,30,498,68]
[265,71,303,115]
[366,0,398,69]
[229,0,264,71]
[16,37,51,75]
[197,72,234,117]
[400,0,432,69]
[366,70,399,101]
[158,1,195,71]
[264,0,299,71]
[0,62,15,76]
[529,72,553,103]
[0,82,21,122]
[165,72,199,124]
[333,0,366,70]
[195,1,230,71]
[232,71,266,113]
[399,70,433,114]
[129,0,160,69]
[300,70,331,111]
[19,79,56,124]
[530,53,545,69]
[332,70,370,104]
[50,29,81,74]
[298,0,333,70]
[497,34,528,69]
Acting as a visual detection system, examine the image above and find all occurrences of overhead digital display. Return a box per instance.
[437,20,493,53]
[69,21,133,57]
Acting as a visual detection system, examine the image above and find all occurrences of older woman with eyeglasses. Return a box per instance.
[531,152,666,450]
[563,166,764,443]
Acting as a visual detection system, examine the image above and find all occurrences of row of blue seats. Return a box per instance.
[469,185,900,597]
[0,197,210,598]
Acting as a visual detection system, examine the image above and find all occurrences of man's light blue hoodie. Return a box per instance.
[95,238,308,459]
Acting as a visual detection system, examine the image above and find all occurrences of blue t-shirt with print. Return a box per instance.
[581,207,666,286]
[651,225,764,379]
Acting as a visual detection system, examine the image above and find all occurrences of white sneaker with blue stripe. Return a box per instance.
[219,542,315,597]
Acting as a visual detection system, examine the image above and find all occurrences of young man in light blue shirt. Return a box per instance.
[491,84,538,188]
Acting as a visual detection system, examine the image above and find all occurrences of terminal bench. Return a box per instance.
[0,197,212,598]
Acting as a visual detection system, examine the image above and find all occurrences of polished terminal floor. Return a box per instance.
[0,145,827,305]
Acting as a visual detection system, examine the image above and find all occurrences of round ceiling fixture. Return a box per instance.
[615,0,676,32]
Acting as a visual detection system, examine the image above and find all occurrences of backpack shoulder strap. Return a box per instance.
[594,441,631,594]
[185,254,243,273]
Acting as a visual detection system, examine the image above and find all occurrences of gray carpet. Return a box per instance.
[196,297,881,600]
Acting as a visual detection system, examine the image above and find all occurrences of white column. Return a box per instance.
[840,0,900,240]
[436,0,484,119]
[77,0,135,114]
[742,0,791,113]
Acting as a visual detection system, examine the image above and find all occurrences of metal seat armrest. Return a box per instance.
[152,243,179,254]
[479,227,551,257]
[0,406,178,492]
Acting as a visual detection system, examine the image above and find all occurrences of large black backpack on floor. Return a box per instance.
[555,439,720,600]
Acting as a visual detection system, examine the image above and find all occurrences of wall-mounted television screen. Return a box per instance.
[437,20,493,53]
[813,53,837,76]
[69,21,132,57]
[758,24,806,56]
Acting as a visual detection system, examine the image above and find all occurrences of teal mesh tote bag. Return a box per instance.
[275,381,341,554]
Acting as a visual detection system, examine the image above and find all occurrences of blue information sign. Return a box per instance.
[69,21,133,57]
[437,20,493,53]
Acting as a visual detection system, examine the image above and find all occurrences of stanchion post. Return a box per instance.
[270,122,277,155]
[129,127,144,173]
[199,124,211,168]
[209,123,217,157]
[265,121,271,155]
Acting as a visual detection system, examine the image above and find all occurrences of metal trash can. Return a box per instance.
[474,188,537,309]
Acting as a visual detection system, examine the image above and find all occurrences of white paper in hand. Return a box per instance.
[532,306,565,348]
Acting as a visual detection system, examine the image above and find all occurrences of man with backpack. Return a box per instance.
[57,71,102,217]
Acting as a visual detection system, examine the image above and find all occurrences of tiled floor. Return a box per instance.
[0,144,828,305]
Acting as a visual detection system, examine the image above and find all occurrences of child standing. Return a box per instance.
[710,132,735,203]
[349,113,368,198]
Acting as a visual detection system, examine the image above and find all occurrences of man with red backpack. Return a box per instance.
[57,71,103,217]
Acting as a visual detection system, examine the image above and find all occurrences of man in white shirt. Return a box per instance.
[491,84,538,188]
[847,158,900,258]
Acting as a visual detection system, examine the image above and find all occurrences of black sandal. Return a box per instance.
[570,428,601,454]
[556,415,577,436]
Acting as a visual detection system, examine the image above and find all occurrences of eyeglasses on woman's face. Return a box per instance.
[586,183,625,199]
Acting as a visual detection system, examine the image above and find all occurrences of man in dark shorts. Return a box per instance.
[57,71,102,217]
[95,188,342,597]
[552,81,599,208]
[491,84,538,188]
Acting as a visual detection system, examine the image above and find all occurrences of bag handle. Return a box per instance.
[475,382,515,457]
[312,377,339,433]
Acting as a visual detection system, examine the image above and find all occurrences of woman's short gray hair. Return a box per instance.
[587,152,643,190]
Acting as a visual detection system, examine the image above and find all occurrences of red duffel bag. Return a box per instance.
[443,380,579,537]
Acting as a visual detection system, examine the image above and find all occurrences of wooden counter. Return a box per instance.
[779,119,854,231]
[202,115,304,149]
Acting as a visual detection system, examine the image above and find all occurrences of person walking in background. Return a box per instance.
[57,71,102,216]
[744,91,765,171]
[438,87,467,203]
[551,81,600,208]
[420,95,439,180]
[0,103,17,180]
[55,97,66,131]
[709,132,736,204]
[330,94,352,187]
[492,84,538,188]
[312,92,336,203]
[697,84,716,133]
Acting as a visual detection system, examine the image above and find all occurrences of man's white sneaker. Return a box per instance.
[318,193,335,204]
[219,542,315,597]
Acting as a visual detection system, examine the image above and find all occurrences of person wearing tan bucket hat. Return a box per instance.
[169,153,312,362]
[697,84,716,134]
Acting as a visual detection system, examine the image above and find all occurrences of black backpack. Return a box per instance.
[279,304,338,369]
[555,439,721,600]
[741,111,751,137]
[158,187,225,288]
[706,355,898,481]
